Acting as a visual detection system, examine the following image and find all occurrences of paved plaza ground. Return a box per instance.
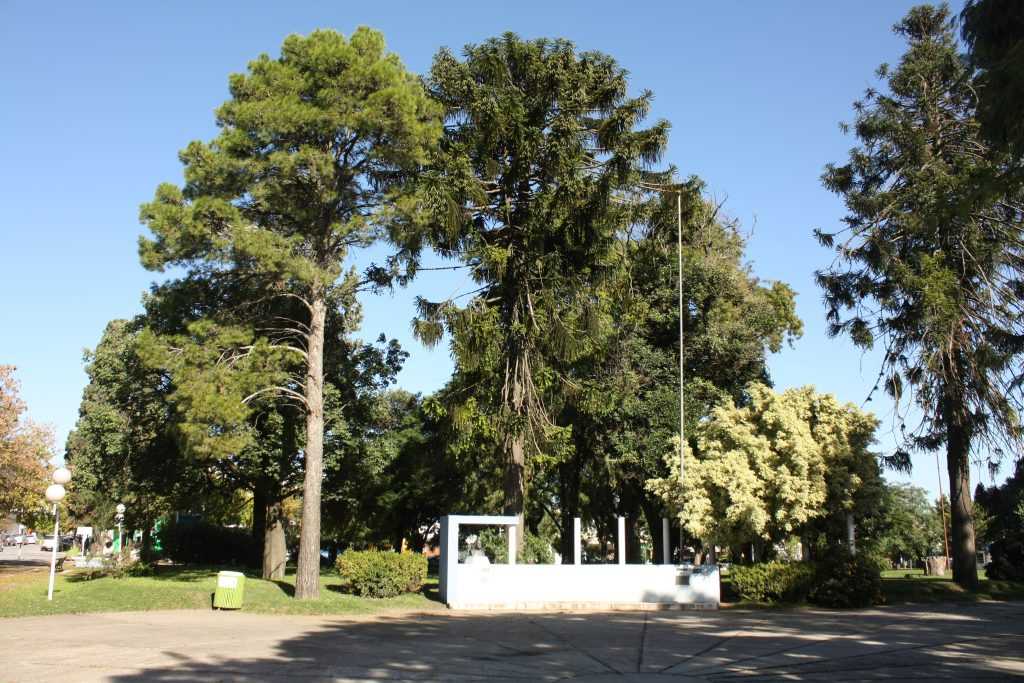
[1,600,1022,681]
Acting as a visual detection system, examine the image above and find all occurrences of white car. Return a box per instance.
[40,535,58,551]
[23,533,37,544]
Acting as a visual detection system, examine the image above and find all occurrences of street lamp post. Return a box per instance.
[115,503,126,553]
[46,466,72,601]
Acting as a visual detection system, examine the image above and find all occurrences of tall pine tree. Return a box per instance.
[139,29,441,598]
[816,5,1024,588]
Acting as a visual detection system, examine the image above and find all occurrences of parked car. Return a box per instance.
[24,533,37,544]
[9,534,25,545]
[40,535,57,551]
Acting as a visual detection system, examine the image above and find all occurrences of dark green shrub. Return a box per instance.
[986,537,1024,581]
[156,519,256,565]
[808,552,884,608]
[337,550,427,598]
[730,562,816,602]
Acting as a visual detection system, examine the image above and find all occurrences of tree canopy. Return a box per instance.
[815,4,1024,588]
[649,385,879,556]
[410,33,670,545]
[137,28,441,598]
[0,366,51,521]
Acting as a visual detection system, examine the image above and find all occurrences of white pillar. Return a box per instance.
[662,518,671,565]
[507,525,517,565]
[572,518,582,565]
[617,516,626,565]
[439,516,459,605]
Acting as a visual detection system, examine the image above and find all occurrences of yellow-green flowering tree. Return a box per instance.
[648,384,879,557]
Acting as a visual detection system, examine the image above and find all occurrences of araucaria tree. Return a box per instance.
[139,29,441,598]
[816,5,1024,588]
[412,34,669,543]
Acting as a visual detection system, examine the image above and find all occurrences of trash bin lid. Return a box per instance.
[217,571,245,589]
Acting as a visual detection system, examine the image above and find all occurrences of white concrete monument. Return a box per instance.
[438,514,719,610]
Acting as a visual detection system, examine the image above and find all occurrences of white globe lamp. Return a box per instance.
[45,484,66,503]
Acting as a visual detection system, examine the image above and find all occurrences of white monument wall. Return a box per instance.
[439,514,720,610]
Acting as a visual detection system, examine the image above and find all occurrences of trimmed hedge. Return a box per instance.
[730,561,816,603]
[808,553,884,608]
[730,553,883,607]
[337,550,428,598]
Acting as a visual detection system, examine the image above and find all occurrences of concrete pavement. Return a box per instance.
[1,601,1022,681]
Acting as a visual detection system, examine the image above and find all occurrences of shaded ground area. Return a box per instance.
[1,601,1022,681]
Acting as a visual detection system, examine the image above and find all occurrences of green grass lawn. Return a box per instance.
[5,564,1021,618]
[880,568,1024,604]
[0,565,443,619]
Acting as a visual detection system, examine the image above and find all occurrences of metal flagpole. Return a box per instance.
[677,191,684,479]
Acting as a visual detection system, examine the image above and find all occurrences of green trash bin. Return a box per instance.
[213,570,246,609]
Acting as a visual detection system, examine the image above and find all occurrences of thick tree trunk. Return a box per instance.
[946,421,978,589]
[558,456,580,563]
[503,430,526,554]
[503,342,527,556]
[295,297,326,600]
[941,382,978,590]
[251,481,268,571]
[704,543,717,565]
[640,498,665,565]
[801,534,816,562]
[619,482,644,563]
[263,500,287,581]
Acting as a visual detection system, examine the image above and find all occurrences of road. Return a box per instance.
[0,542,58,575]
[0,601,1022,681]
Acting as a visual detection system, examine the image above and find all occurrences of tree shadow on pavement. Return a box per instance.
[104,601,1024,681]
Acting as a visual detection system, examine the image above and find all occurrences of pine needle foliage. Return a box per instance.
[406,34,671,538]
[815,5,1024,588]
[137,28,441,599]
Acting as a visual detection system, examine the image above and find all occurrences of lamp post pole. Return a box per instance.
[46,467,72,601]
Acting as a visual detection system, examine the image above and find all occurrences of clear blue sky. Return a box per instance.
[2,1,999,499]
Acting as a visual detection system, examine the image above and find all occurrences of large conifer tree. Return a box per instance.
[410,34,669,545]
[816,5,1024,588]
[139,29,441,598]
